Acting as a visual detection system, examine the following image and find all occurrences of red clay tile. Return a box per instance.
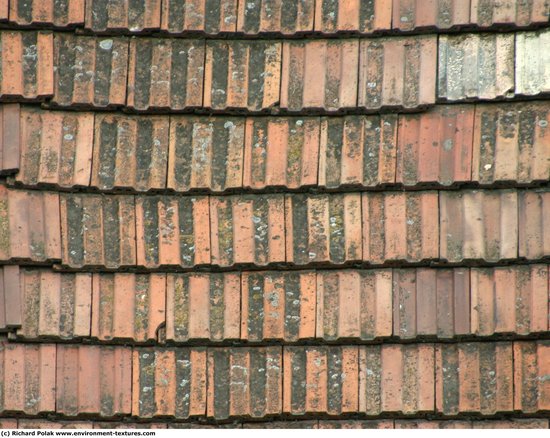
[395,420,471,428]
[60,194,136,268]
[211,195,285,267]
[359,35,437,110]
[204,41,281,112]
[244,117,319,190]
[280,40,358,112]
[238,0,314,35]
[161,0,238,34]
[516,30,550,97]
[359,344,435,414]
[0,1,6,21]
[0,342,56,414]
[208,347,282,419]
[392,0,470,31]
[91,273,165,342]
[318,420,393,429]
[283,346,358,415]
[9,0,85,27]
[315,0,392,33]
[434,268,471,338]
[514,341,550,413]
[316,269,392,340]
[127,39,204,111]
[53,34,128,108]
[91,114,169,191]
[438,34,515,101]
[0,419,17,428]
[435,342,514,415]
[473,419,550,429]
[136,195,210,268]
[18,420,93,429]
[17,269,92,339]
[0,265,21,330]
[519,191,550,260]
[397,105,474,186]
[16,107,93,188]
[168,117,245,192]
[471,0,550,27]
[56,345,132,417]
[285,194,362,265]
[362,192,439,264]
[472,103,550,185]
[0,104,20,175]
[244,421,317,429]
[133,348,207,418]
[319,115,398,188]
[85,0,161,33]
[242,271,315,342]
[166,272,240,342]
[94,423,167,429]
[440,190,518,262]
[169,422,241,429]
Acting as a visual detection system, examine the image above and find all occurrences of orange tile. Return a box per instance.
[514,341,550,413]
[238,0,314,35]
[85,0,161,32]
[10,0,84,26]
[161,0,238,34]
[315,0,391,33]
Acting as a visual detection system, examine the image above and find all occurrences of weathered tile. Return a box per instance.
[435,343,514,414]
[204,41,281,111]
[135,195,210,268]
[94,423,167,429]
[0,1,6,21]
[319,420,393,429]
[392,0,470,31]
[0,266,20,331]
[440,190,518,262]
[208,347,282,419]
[315,0,392,33]
[359,35,437,109]
[132,348,207,418]
[519,191,550,260]
[168,116,245,192]
[438,33,515,101]
[244,117,319,190]
[241,271,315,341]
[316,270,392,340]
[473,419,550,429]
[60,194,136,268]
[18,420,94,429]
[244,421,317,429]
[166,272,240,342]
[471,0,550,27]
[85,0,161,32]
[238,0,313,35]
[514,341,550,413]
[516,29,550,96]
[280,40,358,111]
[283,346,358,415]
[395,420,471,429]
[161,0,238,34]
[91,114,169,191]
[0,419,17,428]
[9,0,85,27]
[91,273,166,342]
[0,104,20,175]
[319,115,398,188]
[127,39,204,111]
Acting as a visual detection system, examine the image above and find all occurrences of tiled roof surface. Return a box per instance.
[0,0,549,430]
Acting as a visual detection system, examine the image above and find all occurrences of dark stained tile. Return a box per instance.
[471,0,550,27]
[0,104,20,175]
[9,0,85,27]
[392,0,470,31]
[161,0,238,34]
[513,341,550,413]
[519,190,550,260]
[319,420,393,429]
[395,420,471,428]
[315,0,392,33]
[238,0,314,35]
[85,0,161,33]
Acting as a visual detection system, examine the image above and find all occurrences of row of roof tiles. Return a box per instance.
[0,0,548,35]
[1,30,549,109]
[0,341,548,418]
[1,186,548,268]
[4,265,549,342]
[2,103,549,191]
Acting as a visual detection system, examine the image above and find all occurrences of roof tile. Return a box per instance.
[470,0,550,27]
[9,0,85,27]
[0,265,21,331]
[0,104,20,175]
[315,0,392,33]
[514,341,550,413]
[392,0,470,31]
[394,420,471,429]
[238,0,314,35]
[515,29,550,96]
[318,420,394,429]
[472,419,550,429]
[85,0,161,33]
[244,421,317,429]
[0,419,17,428]
[519,190,550,259]
[161,0,238,34]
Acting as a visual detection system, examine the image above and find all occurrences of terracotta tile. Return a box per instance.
[238,0,314,34]
[133,348,207,418]
[244,117,320,190]
[0,104,21,174]
[244,421,317,429]
[57,345,132,417]
[60,194,136,268]
[319,115,398,188]
[127,39,204,111]
[471,0,550,27]
[397,105,474,186]
[516,29,550,97]
[17,269,91,339]
[440,190,518,262]
[438,33,515,101]
[53,34,128,108]
[211,195,285,267]
[9,0,85,27]
[241,271,315,341]
[319,420,393,429]
[285,194,362,265]
[362,192,439,264]
[0,32,53,100]
[283,346,358,415]
[359,35,437,110]
[208,347,282,419]
[315,0,391,33]
[94,423,167,429]
[473,419,550,429]
[316,269,392,340]
[168,116,245,192]
[0,265,21,330]
[435,342,514,415]
[514,341,550,413]
[280,40,358,111]
[519,191,550,260]
[0,343,56,414]
[91,273,165,342]
[166,272,240,342]
[91,114,169,191]
[16,107,93,188]
[392,0,470,31]
[204,41,281,112]
[359,344,434,414]
[0,1,6,21]
[85,0,161,32]
[136,195,210,268]
[472,103,550,185]
[0,419,17,428]
[395,420,471,429]
[18,420,93,429]
[169,422,241,429]
[434,268,471,338]
[161,0,238,34]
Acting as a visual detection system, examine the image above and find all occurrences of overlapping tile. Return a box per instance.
[0,266,20,331]
[518,190,550,259]
[392,0,470,31]
[514,341,550,413]
[315,0,391,34]
[161,0,238,34]
[9,0,84,27]
[238,0,314,35]
[515,29,550,96]
[85,0,161,33]
[0,104,20,175]
[470,0,550,28]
